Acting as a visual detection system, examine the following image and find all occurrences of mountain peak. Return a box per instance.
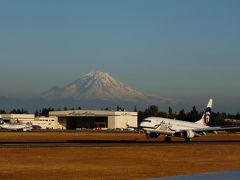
[42,71,171,108]
[79,71,121,88]
[83,71,112,78]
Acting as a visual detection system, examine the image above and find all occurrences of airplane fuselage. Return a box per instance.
[0,124,32,131]
[140,117,208,135]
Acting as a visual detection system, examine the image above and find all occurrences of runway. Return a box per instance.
[1,139,240,148]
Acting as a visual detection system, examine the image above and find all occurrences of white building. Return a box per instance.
[32,116,61,129]
[0,114,60,129]
[0,114,34,123]
[49,110,138,130]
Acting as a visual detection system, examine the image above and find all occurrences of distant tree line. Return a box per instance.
[35,106,82,117]
[0,106,82,117]
[0,108,28,114]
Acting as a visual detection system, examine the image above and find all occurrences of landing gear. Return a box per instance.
[164,136,172,142]
[184,137,191,142]
[146,133,150,139]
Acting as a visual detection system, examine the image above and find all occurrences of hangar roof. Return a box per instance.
[49,110,137,117]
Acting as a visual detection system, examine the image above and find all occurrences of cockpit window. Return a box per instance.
[142,119,151,123]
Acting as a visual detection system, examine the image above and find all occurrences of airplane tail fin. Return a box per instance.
[196,99,213,126]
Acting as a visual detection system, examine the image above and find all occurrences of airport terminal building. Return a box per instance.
[49,110,137,130]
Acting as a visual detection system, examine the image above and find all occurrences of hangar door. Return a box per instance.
[66,116,108,130]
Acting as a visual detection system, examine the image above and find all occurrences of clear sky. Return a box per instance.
[0,0,240,112]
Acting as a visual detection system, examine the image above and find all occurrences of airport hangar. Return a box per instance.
[49,110,138,130]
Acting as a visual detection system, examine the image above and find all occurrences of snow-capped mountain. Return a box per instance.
[42,71,173,108]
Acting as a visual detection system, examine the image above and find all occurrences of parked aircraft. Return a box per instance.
[0,120,33,131]
[129,99,240,142]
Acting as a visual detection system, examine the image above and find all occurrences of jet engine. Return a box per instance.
[146,132,159,138]
[181,130,195,138]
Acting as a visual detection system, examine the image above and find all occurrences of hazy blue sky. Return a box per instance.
[0,0,240,112]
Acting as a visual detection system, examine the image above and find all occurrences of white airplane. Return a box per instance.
[130,99,240,142]
[0,120,33,131]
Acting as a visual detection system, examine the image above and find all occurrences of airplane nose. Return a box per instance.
[140,122,145,127]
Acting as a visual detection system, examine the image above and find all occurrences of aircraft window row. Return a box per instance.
[38,119,55,122]
[142,120,151,122]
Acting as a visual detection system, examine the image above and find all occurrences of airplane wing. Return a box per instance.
[126,124,140,131]
[193,126,240,133]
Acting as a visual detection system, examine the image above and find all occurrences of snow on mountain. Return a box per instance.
[42,71,172,106]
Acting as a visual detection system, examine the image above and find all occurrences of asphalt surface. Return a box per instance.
[1,140,240,148]
[154,170,240,180]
